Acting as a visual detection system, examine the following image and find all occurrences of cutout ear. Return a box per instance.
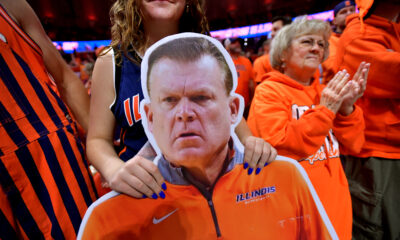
[229,96,240,124]
[144,103,153,133]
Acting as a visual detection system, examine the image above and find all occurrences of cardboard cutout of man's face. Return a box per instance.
[140,33,244,167]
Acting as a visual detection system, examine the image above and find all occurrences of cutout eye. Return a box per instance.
[191,95,210,102]
[163,96,178,103]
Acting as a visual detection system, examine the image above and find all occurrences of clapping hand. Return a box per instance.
[339,62,370,115]
[320,62,370,115]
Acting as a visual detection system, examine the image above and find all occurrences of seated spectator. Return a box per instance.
[78,33,337,240]
[247,17,370,240]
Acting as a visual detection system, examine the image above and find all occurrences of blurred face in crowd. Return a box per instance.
[333,5,355,33]
[145,55,239,168]
[271,20,284,39]
[141,0,186,23]
[228,40,242,55]
[284,34,325,83]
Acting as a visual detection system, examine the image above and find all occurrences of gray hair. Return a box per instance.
[270,17,331,72]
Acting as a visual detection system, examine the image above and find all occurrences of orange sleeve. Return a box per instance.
[287,162,335,239]
[80,209,109,240]
[337,22,400,98]
[333,105,365,155]
[253,55,272,84]
[248,84,335,159]
[321,34,339,84]
[298,191,335,238]
[80,203,141,239]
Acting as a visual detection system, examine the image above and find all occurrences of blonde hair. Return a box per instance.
[270,17,331,72]
[108,0,210,64]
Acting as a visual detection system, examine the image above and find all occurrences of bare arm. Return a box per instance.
[235,118,253,143]
[86,51,122,183]
[86,51,164,198]
[2,0,90,130]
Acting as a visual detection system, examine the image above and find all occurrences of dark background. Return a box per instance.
[27,0,343,41]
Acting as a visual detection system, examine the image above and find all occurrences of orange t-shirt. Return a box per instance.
[247,71,366,240]
[232,56,254,107]
[253,54,274,84]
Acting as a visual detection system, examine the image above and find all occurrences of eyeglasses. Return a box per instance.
[296,37,326,50]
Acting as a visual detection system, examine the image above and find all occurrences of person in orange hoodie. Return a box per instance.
[334,0,400,238]
[247,17,370,240]
[78,33,337,240]
[321,1,356,83]
[253,16,292,85]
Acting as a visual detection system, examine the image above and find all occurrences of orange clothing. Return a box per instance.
[247,71,365,240]
[321,32,340,84]
[0,4,97,239]
[335,13,400,159]
[79,148,337,239]
[253,54,274,84]
[80,64,90,82]
[232,56,254,107]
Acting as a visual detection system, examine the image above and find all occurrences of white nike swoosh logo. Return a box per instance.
[152,209,178,224]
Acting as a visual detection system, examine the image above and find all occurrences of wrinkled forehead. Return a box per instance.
[148,55,228,97]
[294,34,325,41]
[147,54,226,94]
[293,31,328,44]
[140,33,238,101]
[148,54,216,79]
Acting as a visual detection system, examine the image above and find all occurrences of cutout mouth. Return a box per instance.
[179,132,197,137]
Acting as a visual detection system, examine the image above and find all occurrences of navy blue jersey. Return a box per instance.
[110,51,147,161]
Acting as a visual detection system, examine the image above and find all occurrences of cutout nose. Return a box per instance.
[176,99,195,122]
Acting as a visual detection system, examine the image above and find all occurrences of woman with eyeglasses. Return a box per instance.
[248,17,370,240]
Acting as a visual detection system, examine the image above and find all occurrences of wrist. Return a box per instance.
[103,158,124,183]
[339,105,354,116]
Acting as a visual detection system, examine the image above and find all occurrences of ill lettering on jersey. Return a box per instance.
[291,104,339,164]
[123,94,142,126]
